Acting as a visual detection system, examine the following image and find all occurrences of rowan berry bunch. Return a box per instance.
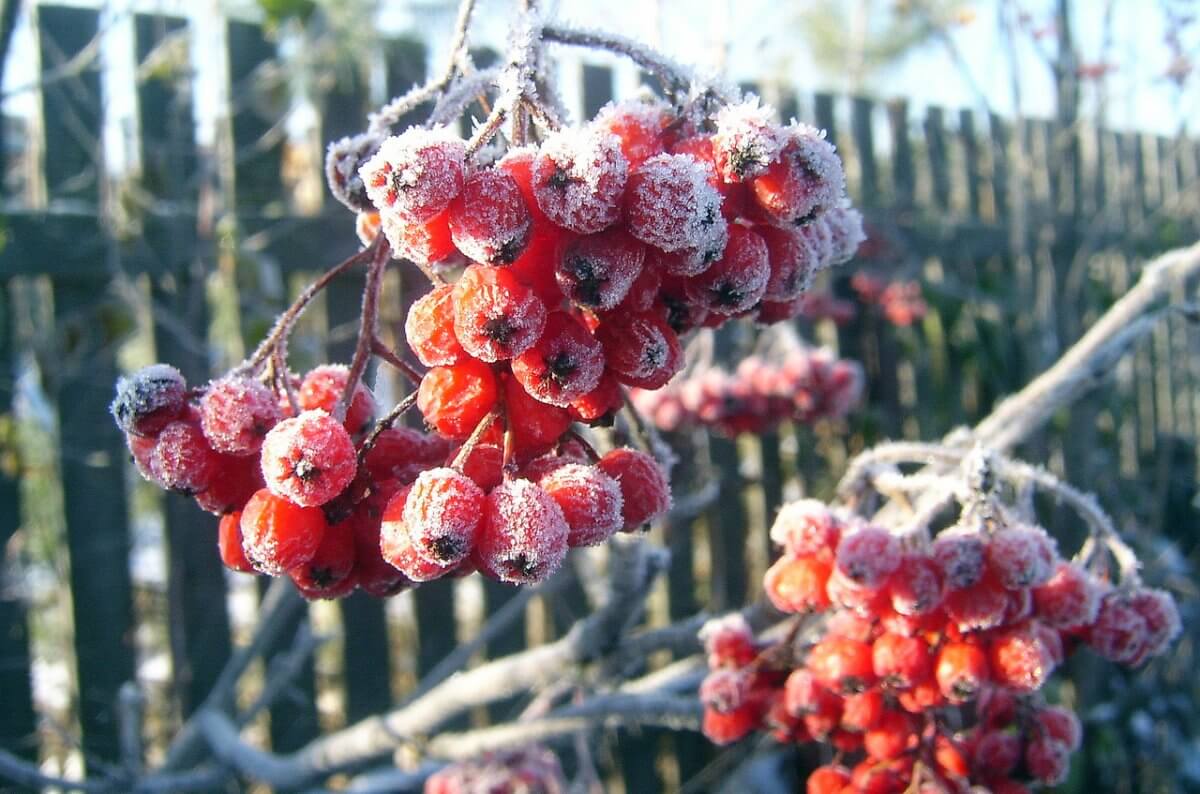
[111,9,864,600]
[850,273,929,327]
[697,448,1181,793]
[630,344,862,436]
[424,746,565,794]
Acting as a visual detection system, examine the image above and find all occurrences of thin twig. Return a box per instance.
[339,240,391,422]
[358,391,421,462]
[370,337,424,385]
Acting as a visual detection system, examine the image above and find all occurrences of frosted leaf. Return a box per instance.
[712,98,787,182]
[625,153,727,253]
[532,127,629,234]
[477,478,569,585]
[359,126,466,222]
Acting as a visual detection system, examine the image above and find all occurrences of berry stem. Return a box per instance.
[338,239,392,423]
[450,406,503,471]
[369,336,425,385]
[357,390,421,463]
[563,429,601,463]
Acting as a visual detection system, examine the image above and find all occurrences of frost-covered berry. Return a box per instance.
[700,613,757,668]
[1128,587,1182,662]
[685,224,770,316]
[456,441,504,491]
[988,623,1056,692]
[931,526,987,590]
[538,463,623,547]
[199,375,281,456]
[556,227,645,311]
[288,519,356,599]
[1035,705,1082,751]
[111,364,187,437]
[503,376,573,458]
[569,371,624,425]
[973,730,1021,777]
[823,206,866,265]
[840,689,883,733]
[260,409,357,507]
[378,485,459,582]
[699,668,751,714]
[348,485,413,597]
[152,420,220,495]
[825,568,887,616]
[764,555,832,613]
[834,526,901,590]
[862,709,916,761]
[359,127,466,222]
[362,427,449,483]
[473,478,569,585]
[593,99,671,168]
[759,224,819,301]
[218,511,255,573]
[381,210,456,266]
[597,447,671,530]
[943,574,1009,633]
[1032,561,1101,629]
[986,523,1057,589]
[750,124,845,225]
[595,310,683,390]
[934,641,989,702]
[624,153,726,253]
[702,704,760,745]
[871,632,931,690]
[806,765,851,794]
[511,312,605,407]
[1025,737,1071,786]
[406,284,466,367]
[886,553,944,616]
[769,499,841,558]
[808,637,876,693]
[325,132,382,213]
[711,100,787,183]
[298,364,376,436]
[448,168,532,265]
[194,453,263,515]
[532,127,629,234]
[452,264,547,362]
[417,358,499,440]
[401,467,485,567]
[239,487,327,575]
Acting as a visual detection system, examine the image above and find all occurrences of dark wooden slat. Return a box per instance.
[384,37,429,126]
[959,109,982,218]
[227,21,284,214]
[0,285,36,760]
[851,97,877,205]
[36,6,102,204]
[886,100,914,211]
[582,64,614,118]
[707,435,748,609]
[135,13,232,720]
[924,107,951,212]
[988,113,1010,220]
[813,93,836,144]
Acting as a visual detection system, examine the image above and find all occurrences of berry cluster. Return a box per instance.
[630,348,862,436]
[697,499,1180,792]
[425,746,565,794]
[850,273,928,328]
[112,360,669,596]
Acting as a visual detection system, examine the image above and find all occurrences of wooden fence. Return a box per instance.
[1,4,1198,790]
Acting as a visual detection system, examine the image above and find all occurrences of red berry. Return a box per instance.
[806,765,851,794]
[1127,587,1181,662]
[240,487,328,574]
[532,128,628,234]
[841,688,884,732]
[406,284,466,367]
[110,364,187,437]
[943,574,1009,633]
[935,642,989,702]
[764,555,832,613]
[417,358,499,440]
[699,668,751,713]
[399,467,485,567]
[596,447,671,531]
[988,623,1056,695]
[613,256,663,313]
[379,485,459,582]
[350,484,413,596]
[896,678,945,713]
[749,124,845,225]
[783,668,826,716]
[473,479,569,584]
[593,99,671,168]
[834,526,901,590]
[624,153,725,253]
[702,704,758,745]
[934,735,970,778]
[863,709,915,761]
[298,364,376,435]
[986,524,1057,589]
[821,205,866,264]
[769,499,842,558]
[825,568,888,616]
[456,441,504,491]
[538,463,623,547]
[453,264,547,362]
[260,410,358,507]
[1035,705,1082,751]
[1025,737,1071,786]
[1087,591,1150,665]
[568,371,624,424]
[200,375,281,456]
[711,101,787,183]
[360,127,465,222]
[195,453,264,515]
[808,637,876,694]
[511,312,605,407]
[448,168,532,265]
[1033,561,1102,629]
[886,552,944,616]
[699,614,757,668]
[380,209,456,265]
[556,227,645,310]
[218,511,255,573]
[872,632,931,690]
[685,224,770,316]
[759,224,820,301]
[502,376,573,458]
[931,526,987,590]
[595,310,683,390]
[288,519,356,598]
[363,427,449,483]
[650,232,729,277]
[973,730,1021,777]
[152,420,220,495]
